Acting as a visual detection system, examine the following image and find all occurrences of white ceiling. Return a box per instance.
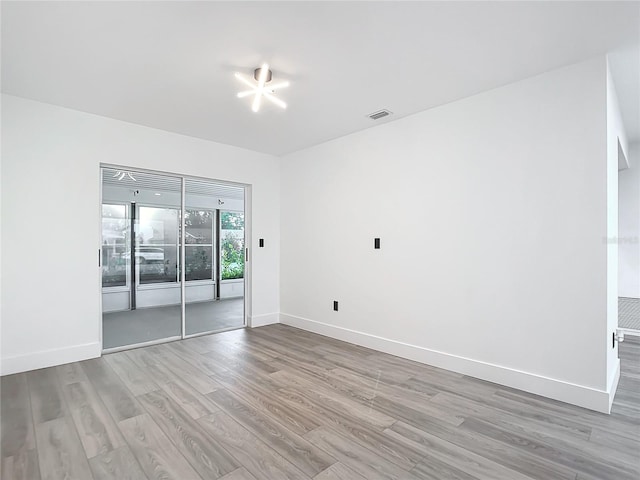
[2,1,639,155]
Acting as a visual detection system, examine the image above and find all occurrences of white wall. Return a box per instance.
[280,57,614,412]
[619,143,640,299]
[1,94,280,375]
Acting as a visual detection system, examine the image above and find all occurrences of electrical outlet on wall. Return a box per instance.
[333,301,339,311]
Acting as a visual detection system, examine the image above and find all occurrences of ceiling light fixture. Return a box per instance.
[235,63,289,112]
[113,170,136,181]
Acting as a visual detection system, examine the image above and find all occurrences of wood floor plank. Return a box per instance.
[223,340,280,363]
[135,356,223,408]
[219,467,259,480]
[320,352,413,384]
[400,374,494,405]
[186,329,247,355]
[282,363,465,429]
[481,391,595,439]
[88,446,148,480]
[409,455,478,480]
[137,389,239,479]
[252,381,397,443]
[270,370,396,429]
[244,333,337,370]
[231,368,425,471]
[62,381,125,458]
[1,449,41,480]
[82,358,144,422]
[117,413,202,480]
[432,391,640,473]
[203,350,279,376]
[268,355,339,384]
[35,416,94,480]
[274,354,433,415]
[55,362,89,385]
[303,426,420,480]
[123,346,159,369]
[212,369,322,435]
[166,341,230,376]
[460,416,640,480]
[208,388,335,477]
[366,350,463,380]
[249,327,333,355]
[1,374,35,457]
[384,421,536,480]
[198,411,312,480]
[589,426,640,460]
[330,366,436,401]
[103,352,159,396]
[493,388,637,438]
[161,379,220,419]
[27,369,69,424]
[430,391,593,445]
[178,336,225,355]
[143,345,221,394]
[314,462,367,480]
[386,418,577,480]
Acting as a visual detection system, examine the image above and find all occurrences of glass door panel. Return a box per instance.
[101,204,129,288]
[185,209,215,281]
[184,180,245,335]
[101,167,182,349]
[220,211,245,281]
[137,206,179,285]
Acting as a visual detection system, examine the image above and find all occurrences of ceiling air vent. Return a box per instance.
[368,109,392,120]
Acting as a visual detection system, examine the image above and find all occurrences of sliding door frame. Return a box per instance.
[99,163,250,352]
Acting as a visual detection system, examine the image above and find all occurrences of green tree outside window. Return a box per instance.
[221,212,244,280]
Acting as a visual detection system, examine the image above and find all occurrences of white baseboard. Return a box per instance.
[250,312,280,328]
[1,342,101,376]
[280,313,612,414]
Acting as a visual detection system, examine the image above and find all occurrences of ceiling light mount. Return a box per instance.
[235,63,289,112]
[254,67,272,83]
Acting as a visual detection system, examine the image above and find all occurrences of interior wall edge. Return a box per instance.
[280,313,613,414]
[0,341,101,376]
[607,358,621,413]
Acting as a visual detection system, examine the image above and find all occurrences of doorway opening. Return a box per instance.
[100,166,247,351]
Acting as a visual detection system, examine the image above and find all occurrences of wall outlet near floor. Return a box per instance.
[333,301,339,311]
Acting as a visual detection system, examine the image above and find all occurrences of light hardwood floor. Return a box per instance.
[2,324,639,480]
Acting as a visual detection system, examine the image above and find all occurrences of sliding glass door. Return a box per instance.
[183,179,245,335]
[100,167,245,351]
[101,169,182,349]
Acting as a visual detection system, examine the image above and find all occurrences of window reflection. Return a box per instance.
[102,206,237,285]
[185,210,214,281]
[138,207,179,284]
[221,211,244,280]
[101,204,128,287]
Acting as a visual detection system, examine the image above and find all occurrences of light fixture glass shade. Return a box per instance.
[235,63,288,112]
